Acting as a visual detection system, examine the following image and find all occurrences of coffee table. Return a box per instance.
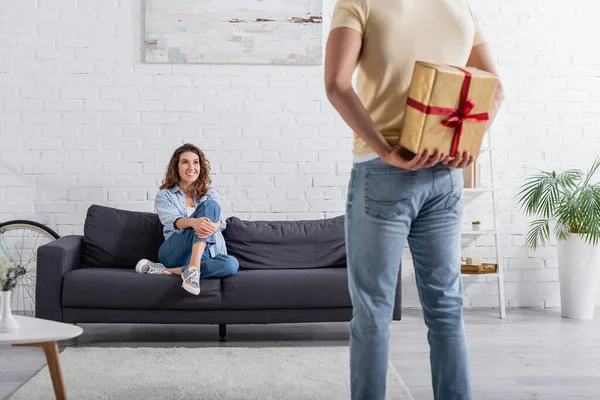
[0,316,83,400]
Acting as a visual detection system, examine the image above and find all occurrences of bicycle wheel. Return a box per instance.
[0,220,60,317]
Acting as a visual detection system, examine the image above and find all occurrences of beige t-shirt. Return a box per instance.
[330,0,486,159]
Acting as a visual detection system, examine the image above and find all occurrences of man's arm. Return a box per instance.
[324,28,393,158]
[466,43,505,130]
[324,28,441,170]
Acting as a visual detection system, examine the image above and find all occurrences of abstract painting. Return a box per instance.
[144,0,323,65]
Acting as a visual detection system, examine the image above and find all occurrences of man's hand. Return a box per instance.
[193,218,220,239]
[380,148,444,171]
[442,151,474,169]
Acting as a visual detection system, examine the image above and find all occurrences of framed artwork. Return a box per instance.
[144,0,323,65]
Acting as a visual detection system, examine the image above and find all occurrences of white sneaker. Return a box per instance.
[181,266,200,295]
[135,259,171,275]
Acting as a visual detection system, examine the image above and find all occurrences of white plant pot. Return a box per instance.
[0,290,19,333]
[472,224,481,231]
[557,234,600,319]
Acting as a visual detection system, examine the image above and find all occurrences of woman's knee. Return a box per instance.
[222,256,239,275]
[193,200,221,221]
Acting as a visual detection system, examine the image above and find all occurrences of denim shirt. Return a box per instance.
[155,186,227,257]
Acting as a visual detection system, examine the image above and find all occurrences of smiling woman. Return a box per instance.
[135,143,239,296]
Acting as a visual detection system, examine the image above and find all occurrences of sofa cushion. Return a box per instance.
[82,205,164,269]
[222,216,346,269]
[62,268,221,310]
[220,268,351,310]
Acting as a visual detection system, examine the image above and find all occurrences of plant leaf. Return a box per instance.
[516,171,568,219]
[556,194,578,233]
[517,173,554,216]
[582,157,600,188]
[518,160,600,249]
[576,185,600,246]
[526,219,551,250]
[554,221,570,242]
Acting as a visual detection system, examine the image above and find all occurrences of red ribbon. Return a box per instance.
[406,66,489,157]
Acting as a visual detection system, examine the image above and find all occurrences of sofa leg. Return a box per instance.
[219,324,226,342]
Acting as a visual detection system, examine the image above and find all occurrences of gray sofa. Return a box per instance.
[36,205,402,340]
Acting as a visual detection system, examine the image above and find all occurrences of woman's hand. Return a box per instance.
[193,218,220,238]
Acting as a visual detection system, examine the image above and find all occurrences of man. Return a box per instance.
[324,0,504,399]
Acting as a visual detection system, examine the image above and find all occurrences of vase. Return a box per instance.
[0,290,19,333]
[558,234,600,319]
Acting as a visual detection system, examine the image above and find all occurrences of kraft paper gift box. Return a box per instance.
[399,61,498,158]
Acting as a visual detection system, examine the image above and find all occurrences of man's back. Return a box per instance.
[331,0,484,157]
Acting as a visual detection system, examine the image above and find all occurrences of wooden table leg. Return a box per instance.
[42,341,66,400]
[12,341,67,399]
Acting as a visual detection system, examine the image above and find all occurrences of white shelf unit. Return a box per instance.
[461,230,498,235]
[461,133,506,319]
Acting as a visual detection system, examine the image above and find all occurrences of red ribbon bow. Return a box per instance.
[406,67,489,157]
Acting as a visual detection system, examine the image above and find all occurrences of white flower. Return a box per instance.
[0,255,18,288]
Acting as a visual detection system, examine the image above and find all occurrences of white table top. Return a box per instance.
[0,316,83,345]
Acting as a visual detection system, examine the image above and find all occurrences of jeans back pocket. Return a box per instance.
[364,168,416,220]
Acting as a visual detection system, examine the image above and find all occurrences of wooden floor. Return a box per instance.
[1,308,599,399]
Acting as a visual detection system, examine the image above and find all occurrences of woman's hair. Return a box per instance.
[160,143,211,201]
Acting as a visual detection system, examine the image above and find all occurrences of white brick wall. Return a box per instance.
[1,0,599,309]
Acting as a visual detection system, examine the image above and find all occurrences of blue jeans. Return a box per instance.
[158,200,239,278]
[346,158,470,400]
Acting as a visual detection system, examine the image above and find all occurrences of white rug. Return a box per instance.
[11,346,413,400]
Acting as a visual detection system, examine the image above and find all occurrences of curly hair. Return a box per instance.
[159,143,211,201]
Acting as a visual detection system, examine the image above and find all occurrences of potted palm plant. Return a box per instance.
[517,158,600,319]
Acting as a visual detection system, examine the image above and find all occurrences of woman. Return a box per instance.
[136,143,239,296]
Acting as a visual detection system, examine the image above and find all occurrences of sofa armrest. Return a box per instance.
[36,235,83,322]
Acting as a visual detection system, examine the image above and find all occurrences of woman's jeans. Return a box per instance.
[346,158,471,400]
[158,200,238,278]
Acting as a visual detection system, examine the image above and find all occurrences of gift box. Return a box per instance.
[399,61,498,158]
[463,162,480,189]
